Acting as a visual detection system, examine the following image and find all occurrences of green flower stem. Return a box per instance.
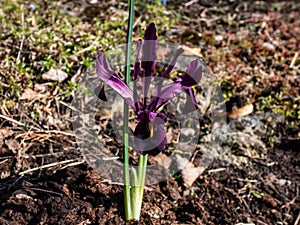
[124,0,135,221]
[123,132,131,220]
[124,0,148,221]
[131,154,148,220]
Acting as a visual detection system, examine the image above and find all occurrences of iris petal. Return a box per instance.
[154,82,186,110]
[161,48,184,79]
[133,110,167,156]
[141,23,158,102]
[94,84,107,101]
[133,40,143,109]
[181,59,202,87]
[134,40,143,81]
[151,59,203,110]
[148,48,184,111]
[134,119,166,156]
[96,51,135,108]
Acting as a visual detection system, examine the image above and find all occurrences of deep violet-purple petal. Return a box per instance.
[148,58,203,111]
[134,120,166,156]
[161,48,184,79]
[134,39,143,81]
[96,51,135,108]
[181,59,203,87]
[133,110,167,156]
[153,82,187,110]
[133,40,143,109]
[96,51,115,80]
[141,23,158,101]
[106,76,135,107]
[147,48,184,111]
[94,85,107,101]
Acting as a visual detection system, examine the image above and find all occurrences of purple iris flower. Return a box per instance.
[96,23,202,156]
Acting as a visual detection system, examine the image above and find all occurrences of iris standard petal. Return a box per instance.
[181,59,203,87]
[134,39,143,81]
[133,40,143,109]
[141,23,158,102]
[148,48,184,111]
[148,58,203,111]
[96,51,135,108]
[161,48,184,79]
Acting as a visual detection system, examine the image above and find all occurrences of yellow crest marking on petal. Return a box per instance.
[149,122,154,138]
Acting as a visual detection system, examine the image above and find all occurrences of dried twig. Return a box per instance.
[207,167,226,174]
[0,156,13,160]
[224,187,251,212]
[75,36,100,55]
[59,160,85,170]
[0,113,75,137]
[26,187,63,196]
[133,15,142,29]
[294,212,300,225]
[0,113,29,127]
[290,52,299,68]
[0,114,75,136]
[19,158,81,176]
[185,0,199,7]
[16,4,25,64]
[59,100,81,112]
[41,130,75,136]
[26,151,65,158]
[0,159,8,165]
